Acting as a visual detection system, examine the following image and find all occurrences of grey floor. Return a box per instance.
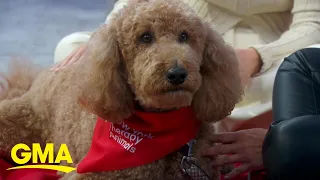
[0,0,114,71]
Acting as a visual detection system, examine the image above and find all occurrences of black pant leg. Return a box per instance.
[263,48,320,180]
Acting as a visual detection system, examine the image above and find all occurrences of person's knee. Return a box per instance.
[263,116,320,179]
[54,32,92,64]
[263,121,293,178]
[280,48,320,73]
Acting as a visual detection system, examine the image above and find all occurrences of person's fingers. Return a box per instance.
[52,48,76,70]
[58,45,86,71]
[50,64,59,71]
[51,45,84,71]
[50,53,73,71]
[51,63,62,71]
[202,143,239,157]
[210,154,245,167]
[208,132,238,143]
[54,53,74,72]
[65,45,85,67]
[224,164,250,179]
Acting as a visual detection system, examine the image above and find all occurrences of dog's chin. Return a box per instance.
[137,90,193,111]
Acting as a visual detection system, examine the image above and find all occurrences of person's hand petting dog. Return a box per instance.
[50,44,87,72]
[202,128,267,179]
[235,48,262,88]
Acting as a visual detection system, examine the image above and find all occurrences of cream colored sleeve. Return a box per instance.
[252,0,320,74]
[105,0,129,23]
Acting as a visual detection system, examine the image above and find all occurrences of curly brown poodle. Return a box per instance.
[0,0,242,179]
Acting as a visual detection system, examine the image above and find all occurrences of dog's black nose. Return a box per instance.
[166,67,188,85]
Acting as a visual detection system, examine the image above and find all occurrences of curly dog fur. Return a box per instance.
[0,0,242,179]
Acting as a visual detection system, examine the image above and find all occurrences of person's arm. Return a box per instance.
[252,0,320,74]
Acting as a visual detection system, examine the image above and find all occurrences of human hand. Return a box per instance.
[202,128,267,179]
[50,44,87,72]
[235,48,262,88]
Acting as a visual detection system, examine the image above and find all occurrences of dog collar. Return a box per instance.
[179,139,212,180]
[77,107,201,173]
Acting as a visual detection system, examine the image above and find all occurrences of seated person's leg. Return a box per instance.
[263,48,320,179]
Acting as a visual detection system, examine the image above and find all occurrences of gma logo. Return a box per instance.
[7,143,75,173]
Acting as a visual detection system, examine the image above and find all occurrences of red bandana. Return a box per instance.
[76,107,201,173]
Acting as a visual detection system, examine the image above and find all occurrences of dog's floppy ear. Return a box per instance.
[76,22,134,122]
[192,23,242,122]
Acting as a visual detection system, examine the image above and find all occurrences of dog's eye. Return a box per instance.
[179,32,188,43]
[140,33,153,44]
